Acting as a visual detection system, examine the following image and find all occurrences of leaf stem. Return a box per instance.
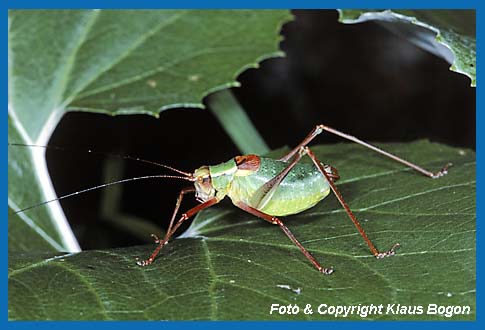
[207,89,269,155]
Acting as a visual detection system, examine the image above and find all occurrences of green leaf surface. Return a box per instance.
[8,9,291,252]
[9,141,476,320]
[338,10,476,86]
[9,10,290,138]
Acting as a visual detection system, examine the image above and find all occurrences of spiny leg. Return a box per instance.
[137,197,219,266]
[151,187,196,244]
[304,146,399,258]
[235,201,334,275]
[280,124,451,178]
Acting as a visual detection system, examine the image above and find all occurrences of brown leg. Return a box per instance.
[304,146,400,258]
[279,126,321,162]
[251,147,306,209]
[151,187,196,244]
[280,124,451,178]
[137,197,219,266]
[235,201,334,274]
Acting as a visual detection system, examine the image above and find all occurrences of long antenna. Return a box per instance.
[8,143,193,177]
[13,174,195,214]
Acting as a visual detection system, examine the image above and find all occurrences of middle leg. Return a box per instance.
[235,201,334,274]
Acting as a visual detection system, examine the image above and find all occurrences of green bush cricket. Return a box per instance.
[12,124,451,274]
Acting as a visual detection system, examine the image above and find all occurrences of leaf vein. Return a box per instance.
[201,240,218,320]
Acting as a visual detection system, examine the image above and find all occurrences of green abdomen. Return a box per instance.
[228,157,330,216]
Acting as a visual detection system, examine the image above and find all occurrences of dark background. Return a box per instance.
[46,10,475,250]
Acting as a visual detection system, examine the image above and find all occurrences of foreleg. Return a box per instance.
[137,197,219,266]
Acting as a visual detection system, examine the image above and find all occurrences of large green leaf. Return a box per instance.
[9,141,475,320]
[8,10,291,252]
[338,10,476,86]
